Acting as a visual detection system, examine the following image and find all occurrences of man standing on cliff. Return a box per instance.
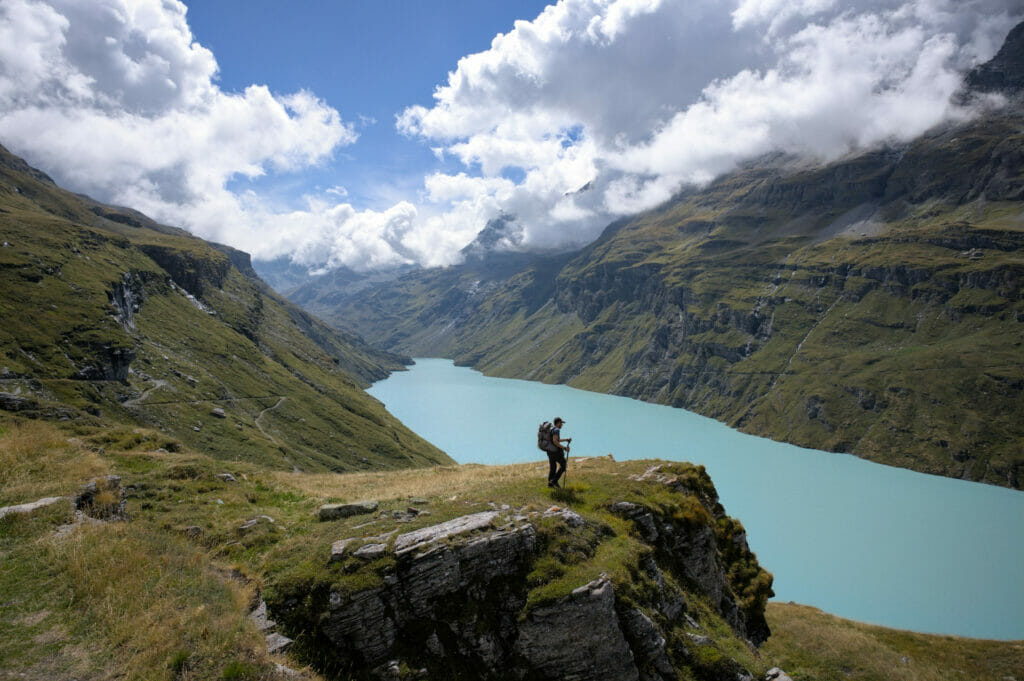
[546,417,571,488]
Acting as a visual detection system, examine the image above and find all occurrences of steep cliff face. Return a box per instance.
[265,463,773,681]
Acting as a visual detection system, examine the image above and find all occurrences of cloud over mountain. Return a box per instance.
[400,0,1020,255]
[0,0,411,270]
[0,0,1019,272]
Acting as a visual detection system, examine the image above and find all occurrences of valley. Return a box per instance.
[293,96,1024,488]
[1,15,1022,681]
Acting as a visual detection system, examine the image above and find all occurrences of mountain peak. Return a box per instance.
[964,20,1024,95]
[460,213,524,261]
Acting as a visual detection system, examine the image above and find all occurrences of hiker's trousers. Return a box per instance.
[547,449,566,485]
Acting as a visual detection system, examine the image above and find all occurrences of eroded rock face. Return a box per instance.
[270,476,772,681]
[515,577,638,681]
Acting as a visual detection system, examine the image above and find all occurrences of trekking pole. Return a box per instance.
[564,445,569,489]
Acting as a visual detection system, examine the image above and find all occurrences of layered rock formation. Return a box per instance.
[267,464,774,681]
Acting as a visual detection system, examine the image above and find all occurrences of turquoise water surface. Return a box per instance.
[369,358,1024,640]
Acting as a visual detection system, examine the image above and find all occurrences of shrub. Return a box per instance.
[221,659,260,680]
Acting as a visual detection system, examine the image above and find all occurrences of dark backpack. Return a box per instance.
[537,421,554,452]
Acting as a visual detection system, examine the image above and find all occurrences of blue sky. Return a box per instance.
[0,0,1019,272]
[185,1,551,211]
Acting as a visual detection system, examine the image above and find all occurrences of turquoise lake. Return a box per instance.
[369,358,1024,640]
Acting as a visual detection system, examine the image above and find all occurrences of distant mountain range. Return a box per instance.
[0,145,450,472]
[287,22,1024,488]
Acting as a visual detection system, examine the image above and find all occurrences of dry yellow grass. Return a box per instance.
[271,455,621,503]
[51,523,262,680]
[764,602,1024,681]
[0,420,107,506]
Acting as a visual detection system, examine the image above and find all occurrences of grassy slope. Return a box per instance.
[2,418,1020,680]
[0,144,450,472]
[323,110,1024,488]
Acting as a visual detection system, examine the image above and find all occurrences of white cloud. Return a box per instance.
[399,0,1021,256]
[732,0,837,35]
[0,0,1019,274]
[0,0,412,272]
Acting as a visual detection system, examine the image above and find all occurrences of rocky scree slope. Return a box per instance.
[0,144,449,471]
[308,27,1024,488]
[265,462,774,681]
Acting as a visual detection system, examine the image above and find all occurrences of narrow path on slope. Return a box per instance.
[255,397,301,473]
[122,379,170,408]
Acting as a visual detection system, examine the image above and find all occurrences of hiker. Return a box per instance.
[541,417,571,488]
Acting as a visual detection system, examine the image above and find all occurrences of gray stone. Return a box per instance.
[330,537,359,562]
[318,501,379,521]
[180,525,203,539]
[353,543,387,560]
[249,600,276,632]
[210,407,226,418]
[217,472,237,482]
[620,607,675,681]
[282,481,769,680]
[239,515,274,531]
[393,510,498,556]
[316,515,536,672]
[542,506,585,527]
[265,632,293,655]
[765,668,794,681]
[687,633,713,647]
[0,496,66,520]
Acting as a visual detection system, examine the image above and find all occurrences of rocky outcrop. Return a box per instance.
[75,475,127,519]
[514,577,638,681]
[71,343,135,382]
[0,392,38,412]
[138,243,231,298]
[267,465,772,681]
[963,21,1024,95]
[108,272,145,331]
[319,501,379,521]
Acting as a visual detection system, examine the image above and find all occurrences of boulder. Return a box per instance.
[180,525,203,539]
[318,501,379,521]
[0,496,67,520]
[269,468,771,681]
